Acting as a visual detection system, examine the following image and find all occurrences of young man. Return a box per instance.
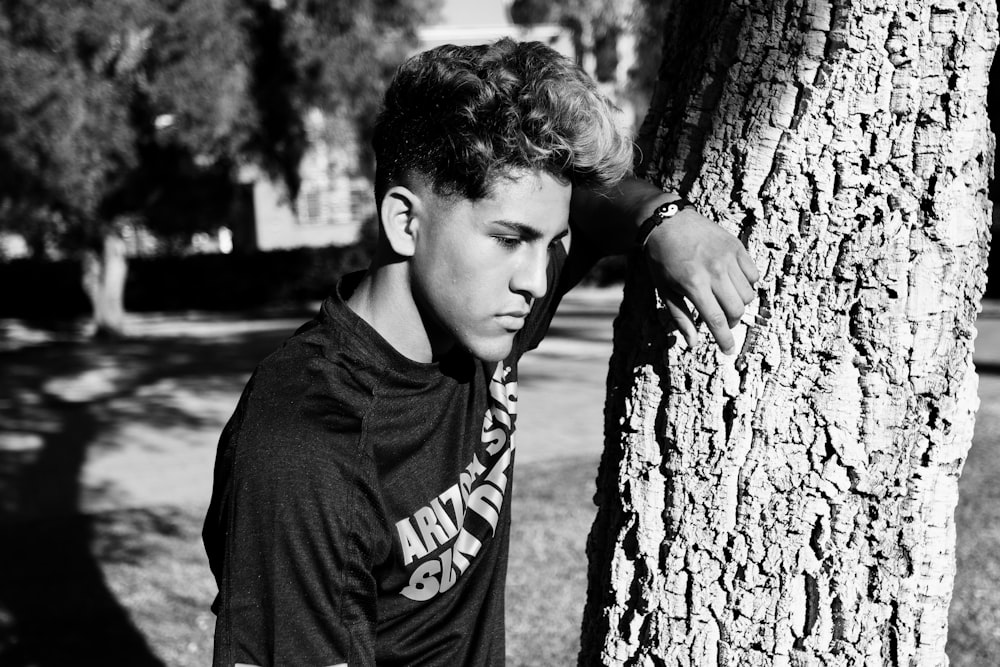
[204,39,758,666]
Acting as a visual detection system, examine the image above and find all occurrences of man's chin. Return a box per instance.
[465,336,515,364]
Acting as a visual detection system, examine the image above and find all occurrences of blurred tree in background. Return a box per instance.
[508,0,667,165]
[0,0,437,337]
[242,0,438,201]
[510,0,634,83]
[0,0,249,336]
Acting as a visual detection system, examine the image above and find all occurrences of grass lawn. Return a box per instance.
[9,430,992,666]
[506,455,600,667]
[948,372,1000,666]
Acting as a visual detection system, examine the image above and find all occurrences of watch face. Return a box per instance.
[657,198,691,219]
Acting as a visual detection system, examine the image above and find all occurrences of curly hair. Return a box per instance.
[372,38,633,202]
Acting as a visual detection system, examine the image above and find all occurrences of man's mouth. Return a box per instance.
[496,312,529,330]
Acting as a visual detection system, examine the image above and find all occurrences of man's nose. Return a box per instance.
[510,246,548,300]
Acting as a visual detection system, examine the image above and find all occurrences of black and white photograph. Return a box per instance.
[0,0,998,665]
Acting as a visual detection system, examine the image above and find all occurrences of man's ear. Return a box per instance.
[380,186,421,258]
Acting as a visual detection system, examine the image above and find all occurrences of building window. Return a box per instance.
[301,188,325,225]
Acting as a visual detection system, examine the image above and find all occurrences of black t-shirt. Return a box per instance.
[204,241,591,666]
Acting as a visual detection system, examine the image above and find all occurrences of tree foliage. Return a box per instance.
[0,0,250,253]
[240,0,439,196]
[0,0,439,255]
[509,0,633,81]
[509,0,629,32]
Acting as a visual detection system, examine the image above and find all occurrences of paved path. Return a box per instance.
[516,287,620,465]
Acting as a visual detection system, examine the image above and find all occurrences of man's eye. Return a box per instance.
[493,236,522,249]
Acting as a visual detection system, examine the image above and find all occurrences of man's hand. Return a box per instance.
[568,179,761,353]
[643,209,760,355]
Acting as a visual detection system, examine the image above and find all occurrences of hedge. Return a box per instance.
[0,244,373,318]
[2,237,996,320]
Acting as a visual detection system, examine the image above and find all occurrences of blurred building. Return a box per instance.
[238,108,369,253]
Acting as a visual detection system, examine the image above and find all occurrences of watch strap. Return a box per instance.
[636,197,693,248]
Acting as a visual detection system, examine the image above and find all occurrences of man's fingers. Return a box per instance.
[658,274,744,354]
[729,265,757,305]
[699,304,736,354]
[737,250,761,284]
[663,293,699,348]
[686,284,737,354]
[713,281,747,329]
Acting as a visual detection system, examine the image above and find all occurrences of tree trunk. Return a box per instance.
[581,1,996,665]
[82,231,128,339]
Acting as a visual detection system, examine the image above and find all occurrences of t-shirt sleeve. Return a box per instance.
[204,363,388,667]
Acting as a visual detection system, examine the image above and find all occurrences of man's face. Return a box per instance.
[409,169,572,362]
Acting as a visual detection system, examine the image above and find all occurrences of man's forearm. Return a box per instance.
[569,177,686,257]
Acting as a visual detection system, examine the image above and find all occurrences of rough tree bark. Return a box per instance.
[581,1,996,665]
[81,231,129,338]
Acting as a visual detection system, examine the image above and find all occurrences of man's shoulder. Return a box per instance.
[235,313,379,441]
[263,297,384,383]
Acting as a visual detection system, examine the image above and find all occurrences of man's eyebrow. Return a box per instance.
[489,219,569,241]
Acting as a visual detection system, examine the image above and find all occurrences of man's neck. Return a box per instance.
[346,261,449,363]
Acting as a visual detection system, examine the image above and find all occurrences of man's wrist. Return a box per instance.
[635,196,694,248]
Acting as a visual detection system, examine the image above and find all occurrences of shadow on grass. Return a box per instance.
[0,322,297,665]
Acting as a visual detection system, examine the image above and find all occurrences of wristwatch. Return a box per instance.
[635,197,694,248]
